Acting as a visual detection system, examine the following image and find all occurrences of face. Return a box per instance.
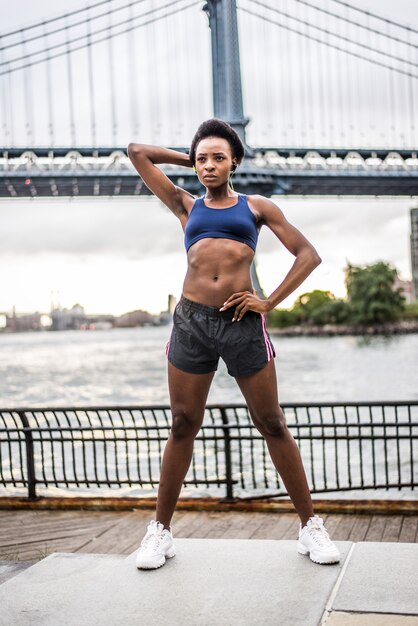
[194,136,237,187]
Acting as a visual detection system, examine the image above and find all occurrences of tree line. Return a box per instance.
[269,261,418,328]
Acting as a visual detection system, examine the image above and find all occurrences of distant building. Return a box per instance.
[82,315,115,330]
[411,207,418,301]
[168,294,177,314]
[114,309,155,328]
[50,303,87,331]
[5,307,42,332]
[393,275,413,305]
[251,259,265,298]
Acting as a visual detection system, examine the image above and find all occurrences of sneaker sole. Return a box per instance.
[136,547,176,570]
[297,541,340,565]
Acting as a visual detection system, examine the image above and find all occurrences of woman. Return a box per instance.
[127,118,340,570]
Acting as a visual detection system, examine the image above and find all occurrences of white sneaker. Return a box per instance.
[136,519,176,570]
[297,514,341,564]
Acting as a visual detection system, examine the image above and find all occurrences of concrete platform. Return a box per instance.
[0,540,417,626]
[332,542,418,615]
[0,560,35,585]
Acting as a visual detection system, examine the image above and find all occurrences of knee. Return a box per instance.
[170,409,200,440]
[255,412,288,438]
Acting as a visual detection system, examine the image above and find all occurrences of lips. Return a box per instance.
[203,175,217,179]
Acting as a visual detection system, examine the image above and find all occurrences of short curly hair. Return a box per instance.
[189,118,245,171]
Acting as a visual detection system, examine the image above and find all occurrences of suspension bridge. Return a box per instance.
[0,0,417,197]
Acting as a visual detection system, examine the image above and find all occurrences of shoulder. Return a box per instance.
[245,194,285,226]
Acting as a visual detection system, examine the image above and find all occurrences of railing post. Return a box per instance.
[17,411,37,499]
[219,407,236,501]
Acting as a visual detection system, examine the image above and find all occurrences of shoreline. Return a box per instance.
[268,319,418,337]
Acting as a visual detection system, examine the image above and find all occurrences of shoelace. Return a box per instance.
[307,522,333,547]
[141,523,165,550]
[141,531,163,550]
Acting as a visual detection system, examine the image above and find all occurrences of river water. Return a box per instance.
[0,326,417,406]
[1,327,417,500]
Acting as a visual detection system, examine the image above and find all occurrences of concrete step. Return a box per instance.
[0,540,416,626]
[331,542,418,615]
[0,560,37,585]
[0,553,127,626]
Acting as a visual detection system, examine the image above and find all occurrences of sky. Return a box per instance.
[1,194,414,316]
[0,0,417,316]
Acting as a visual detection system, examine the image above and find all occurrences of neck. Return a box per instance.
[204,183,236,202]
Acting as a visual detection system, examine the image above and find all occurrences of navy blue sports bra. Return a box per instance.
[184,193,258,253]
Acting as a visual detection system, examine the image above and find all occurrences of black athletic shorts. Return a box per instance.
[166,295,276,378]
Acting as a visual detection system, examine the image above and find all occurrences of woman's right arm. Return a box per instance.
[127,143,193,217]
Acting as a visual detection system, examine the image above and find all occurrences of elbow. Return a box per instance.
[127,142,148,160]
[313,253,322,266]
[304,247,321,267]
[127,143,150,165]
[127,142,141,157]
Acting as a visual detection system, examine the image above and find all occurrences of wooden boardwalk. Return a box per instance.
[1,509,417,562]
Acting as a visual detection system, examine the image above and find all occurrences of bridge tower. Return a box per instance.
[202,0,251,152]
[202,0,266,298]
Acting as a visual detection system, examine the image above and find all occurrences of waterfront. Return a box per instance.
[0,326,417,407]
[1,327,417,501]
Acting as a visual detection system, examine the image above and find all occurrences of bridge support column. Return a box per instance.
[202,0,251,150]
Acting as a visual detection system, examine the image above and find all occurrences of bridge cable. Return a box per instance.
[86,10,97,147]
[128,2,139,139]
[333,2,344,146]
[238,4,418,80]
[365,11,376,149]
[245,0,418,69]
[0,45,14,143]
[0,0,148,51]
[107,0,117,145]
[66,16,77,145]
[0,0,198,74]
[292,0,417,49]
[0,0,183,62]
[21,32,34,147]
[387,19,397,147]
[0,0,118,39]
[406,27,417,147]
[43,22,54,147]
[298,0,309,142]
[329,0,418,35]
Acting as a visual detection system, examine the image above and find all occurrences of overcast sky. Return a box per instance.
[0,0,417,315]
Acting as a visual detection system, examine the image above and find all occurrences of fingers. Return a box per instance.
[219,291,257,321]
[232,303,249,322]
[219,291,248,311]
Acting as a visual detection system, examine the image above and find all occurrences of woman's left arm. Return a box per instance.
[220,196,322,320]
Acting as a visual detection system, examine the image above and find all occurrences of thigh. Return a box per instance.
[219,312,275,378]
[235,359,281,420]
[168,361,216,424]
[167,306,219,375]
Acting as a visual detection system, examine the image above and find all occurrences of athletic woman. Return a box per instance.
[127,118,340,569]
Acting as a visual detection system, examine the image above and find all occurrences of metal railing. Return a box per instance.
[0,402,417,500]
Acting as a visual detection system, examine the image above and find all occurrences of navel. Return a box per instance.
[213,275,219,281]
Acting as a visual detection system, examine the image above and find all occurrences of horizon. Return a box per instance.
[1,242,414,319]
